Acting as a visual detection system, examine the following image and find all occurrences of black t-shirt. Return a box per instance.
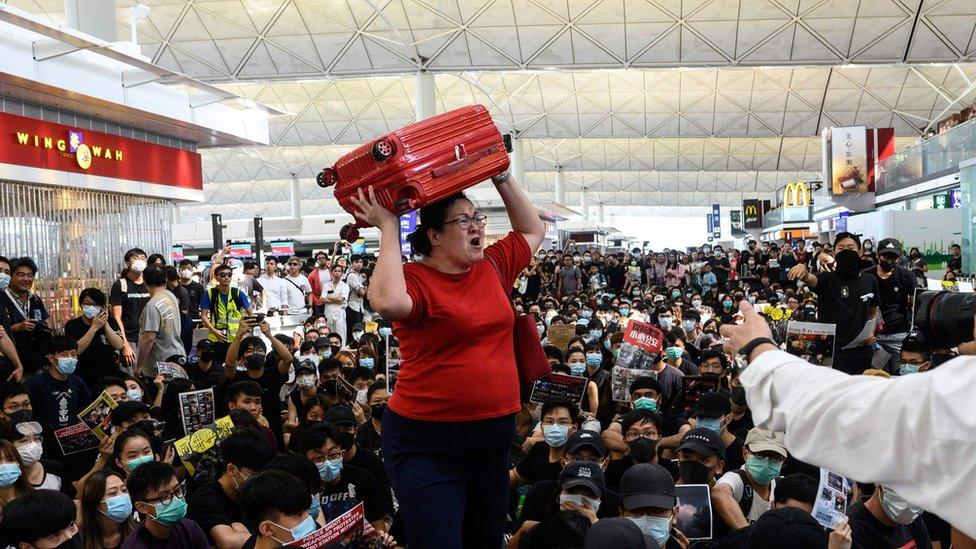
[516,442,563,485]
[813,272,879,348]
[110,277,151,342]
[185,361,226,389]
[319,463,388,524]
[356,421,381,454]
[862,266,916,334]
[847,500,931,549]
[947,256,961,273]
[348,446,393,510]
[709,256,732,286]
[0,291,52,374]
[25,371,92,429]
[607,265,627,292]
[172,284,192,316]
[181,281,206,320]
[518,479,621,525]
[186,479,244,545]
[63,317,123,387]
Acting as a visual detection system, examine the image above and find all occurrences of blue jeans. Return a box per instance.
[876,332,908,372]
[381,408,515,549]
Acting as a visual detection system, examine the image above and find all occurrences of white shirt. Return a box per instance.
[742,349,976,537]
[345,270,364,312]
[257,274,288,310]
[283,274,311,311]
[716,469,773,523]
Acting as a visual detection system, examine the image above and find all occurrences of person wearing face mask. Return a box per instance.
[176,259,205,321]
[604,410,674,492]
[186,429,275,548]
[135,267,186,378]
[712,428,787,535]
[0,420,71,498]
[556,254,584,299]
[0,488,82,549]
[125,461,209,548]
[355,381,389,455]
[184,339,225,390]
[25,335,90,430]
[0,256,26,381]
[109,249,151,370]
[847,484,931,547]
[323,406,393,513]
[862,239,917,373]
[78,470,137,549]
[619,463,689,547]
[789,232,880,375]
[64,288,125,390]
[300,423,390,533]
[675,427,726,486]
[564,350,600,418]
[512,397,581,488]
[662,332,698,377]
[284,364,319,437]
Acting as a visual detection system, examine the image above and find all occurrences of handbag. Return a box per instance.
[513,312,550,387]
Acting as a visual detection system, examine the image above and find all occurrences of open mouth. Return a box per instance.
[469,236,482,248]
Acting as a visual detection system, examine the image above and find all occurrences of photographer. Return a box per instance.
[722,300,976,541]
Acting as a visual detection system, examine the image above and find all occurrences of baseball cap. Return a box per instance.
[583,517,658,549]
[324,405,357,428]
[314,336,331,349]
[744,428,787,459]
[565,430,607,458]
[677,428,725,459]
[748,507,827,549]
[877,238,902,257]
[558,460,605,498]
[620,463,677,511]
[691,392,730,419]
[196,339,214,350]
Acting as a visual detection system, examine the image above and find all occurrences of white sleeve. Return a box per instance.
[716,470,744,501]
[741,350,976,537]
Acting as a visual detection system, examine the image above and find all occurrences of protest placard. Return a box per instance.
[812,468,852,529]
[675,484,713,540]
[786,321,836,367]
[529,373,587,405]
[615,319,664,370]
[78,391,118,440]
[54,422,100,455]
[611,366,657,402]
[546,324,576,352]
[173,415,235,476]
[285,502,377,548]
[156,362,190,380]
[178,388,216,437]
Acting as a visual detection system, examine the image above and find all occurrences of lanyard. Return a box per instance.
[3,288,31,320]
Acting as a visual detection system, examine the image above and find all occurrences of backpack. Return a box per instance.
[729,469,781,520]
[208,287,245,318]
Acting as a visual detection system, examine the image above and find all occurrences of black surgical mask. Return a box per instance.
[679,460,713,484]
[879,261,895,273]
[834,249,862,279]
[370,403,386,421]
[628,438,657,463]
[245,354,265,371]
[200,350,215,363]
[7,409,31,424]
[335,432,355,451]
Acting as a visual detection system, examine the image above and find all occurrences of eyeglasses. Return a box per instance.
[625,432,659,442]
[750,453,786,464]
[147,484,186,505]
[288,262,299,266]
[540,418,574,427]
[442,213,488,230]
[216,273,233,278]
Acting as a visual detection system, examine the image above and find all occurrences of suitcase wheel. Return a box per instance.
[371,139,396,161]
[339,224,360,243]
[317,167,338,188]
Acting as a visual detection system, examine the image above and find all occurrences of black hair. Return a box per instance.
[541,396,579,425]
[520,510,592,549]
[0,489,77,544]
[238,471,311,531]
[366,380,388,401]
[0,255,8,266]
[900,335,930,359]
[45,334,78,356]
[113,428,153,462]
[95,376,126,394]
[242,261,257,271]
[699,349,729,370]
[318,358,342,375]
[833,231,862,249]
[0,382,28,407]
[772,473,818,507]
[143,265,166,287]
[620,408,663,434]
[214,264,233,276]
[240,335,268,356]
[683,308,700,322]
[220,429,275,472]
[628,375,663,396]
[543,345,565,363]
[178,259,195,268]
[299,423,341,454]
[79,287,108,307]
[163,265,180,281]
[0,420,35,443]
[346,366,375,384]
[406,192,471,257]
[226,381,264,403]
[10,257,37,275]
[267,453,321,495]
[126,461,177,504]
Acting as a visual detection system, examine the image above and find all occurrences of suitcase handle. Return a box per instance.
[431,145,473,178]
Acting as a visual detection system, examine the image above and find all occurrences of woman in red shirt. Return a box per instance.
[350,172,544,549]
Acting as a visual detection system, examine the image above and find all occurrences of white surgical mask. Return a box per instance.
[180,269,193,279]
[297,375,316,389]
[17,441,42,467]
[83,305,101,319]
[559,493,601,511]
[356,388,368,405]
[352,331,364,341]
[880,486,924,525]
[130,259,147,273]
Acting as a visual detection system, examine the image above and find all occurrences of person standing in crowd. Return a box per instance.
[0,256,25,380]
[163,266,193,358]
[351,167,543,549]
[110,249,151,371]
[947,243,962,274]
[200,264,252,365]
[238,262,264,312]
[863,239,918,373]
[282,257,312,313]
[258,256,288,312]
[0,257,52,376]
[307,251,331,316]
[345,255,367,345]
[64,288,126,389]
[320,264,350,346]
[136,266,185,377]
[557,254,583,298]
[788,232,879,375]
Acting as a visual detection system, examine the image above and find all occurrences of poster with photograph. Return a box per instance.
[611,367,657,403]
[830,126,869,194]
[78,391,119,440]
[54,422,101,455]
[173,415,235,476]
[546,324,576,352]
[675,484,713,540]
[812,468,853,529]
[615,319,663,371]
[285,502,379,548]
[529,373,587,406]
[786,321,837,367]
[156,362,189,380]
[178,389,216,437]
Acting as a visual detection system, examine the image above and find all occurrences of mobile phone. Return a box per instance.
[252,313,265,323]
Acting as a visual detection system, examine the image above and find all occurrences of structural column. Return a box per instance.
[580,188,589,221]
[415,72,436,121]
[960,158,976,273]
[290,174,301,220]
[510,135,526,183]
[597,201,605,224]
[554,168,565,206]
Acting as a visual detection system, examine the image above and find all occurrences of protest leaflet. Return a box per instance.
[156,361,190,380]
[285,502,381,548]
[173,415,235,476]
[546,324,576,352]
[178,389,216,437]
[616,320,663,370]
[785,321,837,367]
[813,468,852,529]
[611,367,657,403]
[529,373,587,405]
[78,391,119,440]
[54,422,100,455]
[675,484,713,540]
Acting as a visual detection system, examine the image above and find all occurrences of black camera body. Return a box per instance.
[913,291,976,348]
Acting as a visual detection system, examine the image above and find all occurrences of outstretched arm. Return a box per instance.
[494,172,544,254]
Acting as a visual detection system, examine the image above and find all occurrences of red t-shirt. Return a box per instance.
[389,231,531,422]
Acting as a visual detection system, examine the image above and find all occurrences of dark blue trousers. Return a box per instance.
[381,408,515,549]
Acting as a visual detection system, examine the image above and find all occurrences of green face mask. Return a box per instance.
[633,397,658,412]
[127,454,154,472]
[151,495,187,526]
[744,455,782,485]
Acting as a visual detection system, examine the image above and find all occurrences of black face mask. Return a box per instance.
[679,460,713,484]
[879,261,895,273]
[370,403,386,421]
[131,419,159,436]
[335,432,355,451]
[245,354,265,370]
[7,409,31,424]
[200,351,215,363]
[834,249,862,279]
[628,438,657,463]
[322,379,339,396]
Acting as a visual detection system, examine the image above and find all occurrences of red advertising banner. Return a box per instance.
[623,319,664,354]
[0,111,202,190]
[271,240,295,256]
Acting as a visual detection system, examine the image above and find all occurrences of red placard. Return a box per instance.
[623,319,664,354]
[271,241,295,256]
[0,111,202,190]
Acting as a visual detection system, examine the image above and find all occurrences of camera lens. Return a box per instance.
[913,291,976,348]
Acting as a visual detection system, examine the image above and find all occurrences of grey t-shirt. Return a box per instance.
[558,266,581,293]
[346,270,364,312]
[139,289,185,374]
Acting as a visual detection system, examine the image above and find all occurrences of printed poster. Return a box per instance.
[546,324,576,352]
[156,362,189,380]
[529,373,587,406]
[611,367,657,403]
[54,422,100,455]
[173,415,235,476]
[78,391,119,440]
[786,321,836,367]
[615,319,663,371]
[830,126,869,194]
[675,484,713,540]
[178,388,216,437]
[285,502,380,548]
[812,468,852,529]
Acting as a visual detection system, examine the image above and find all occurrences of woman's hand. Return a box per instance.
[349,186,398,230]
[92,310,109,330]
[828,517,852,549]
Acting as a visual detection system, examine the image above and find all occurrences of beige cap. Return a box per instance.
[745,428,787,459]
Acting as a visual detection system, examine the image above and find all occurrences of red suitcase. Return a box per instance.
[317,104,511,241]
